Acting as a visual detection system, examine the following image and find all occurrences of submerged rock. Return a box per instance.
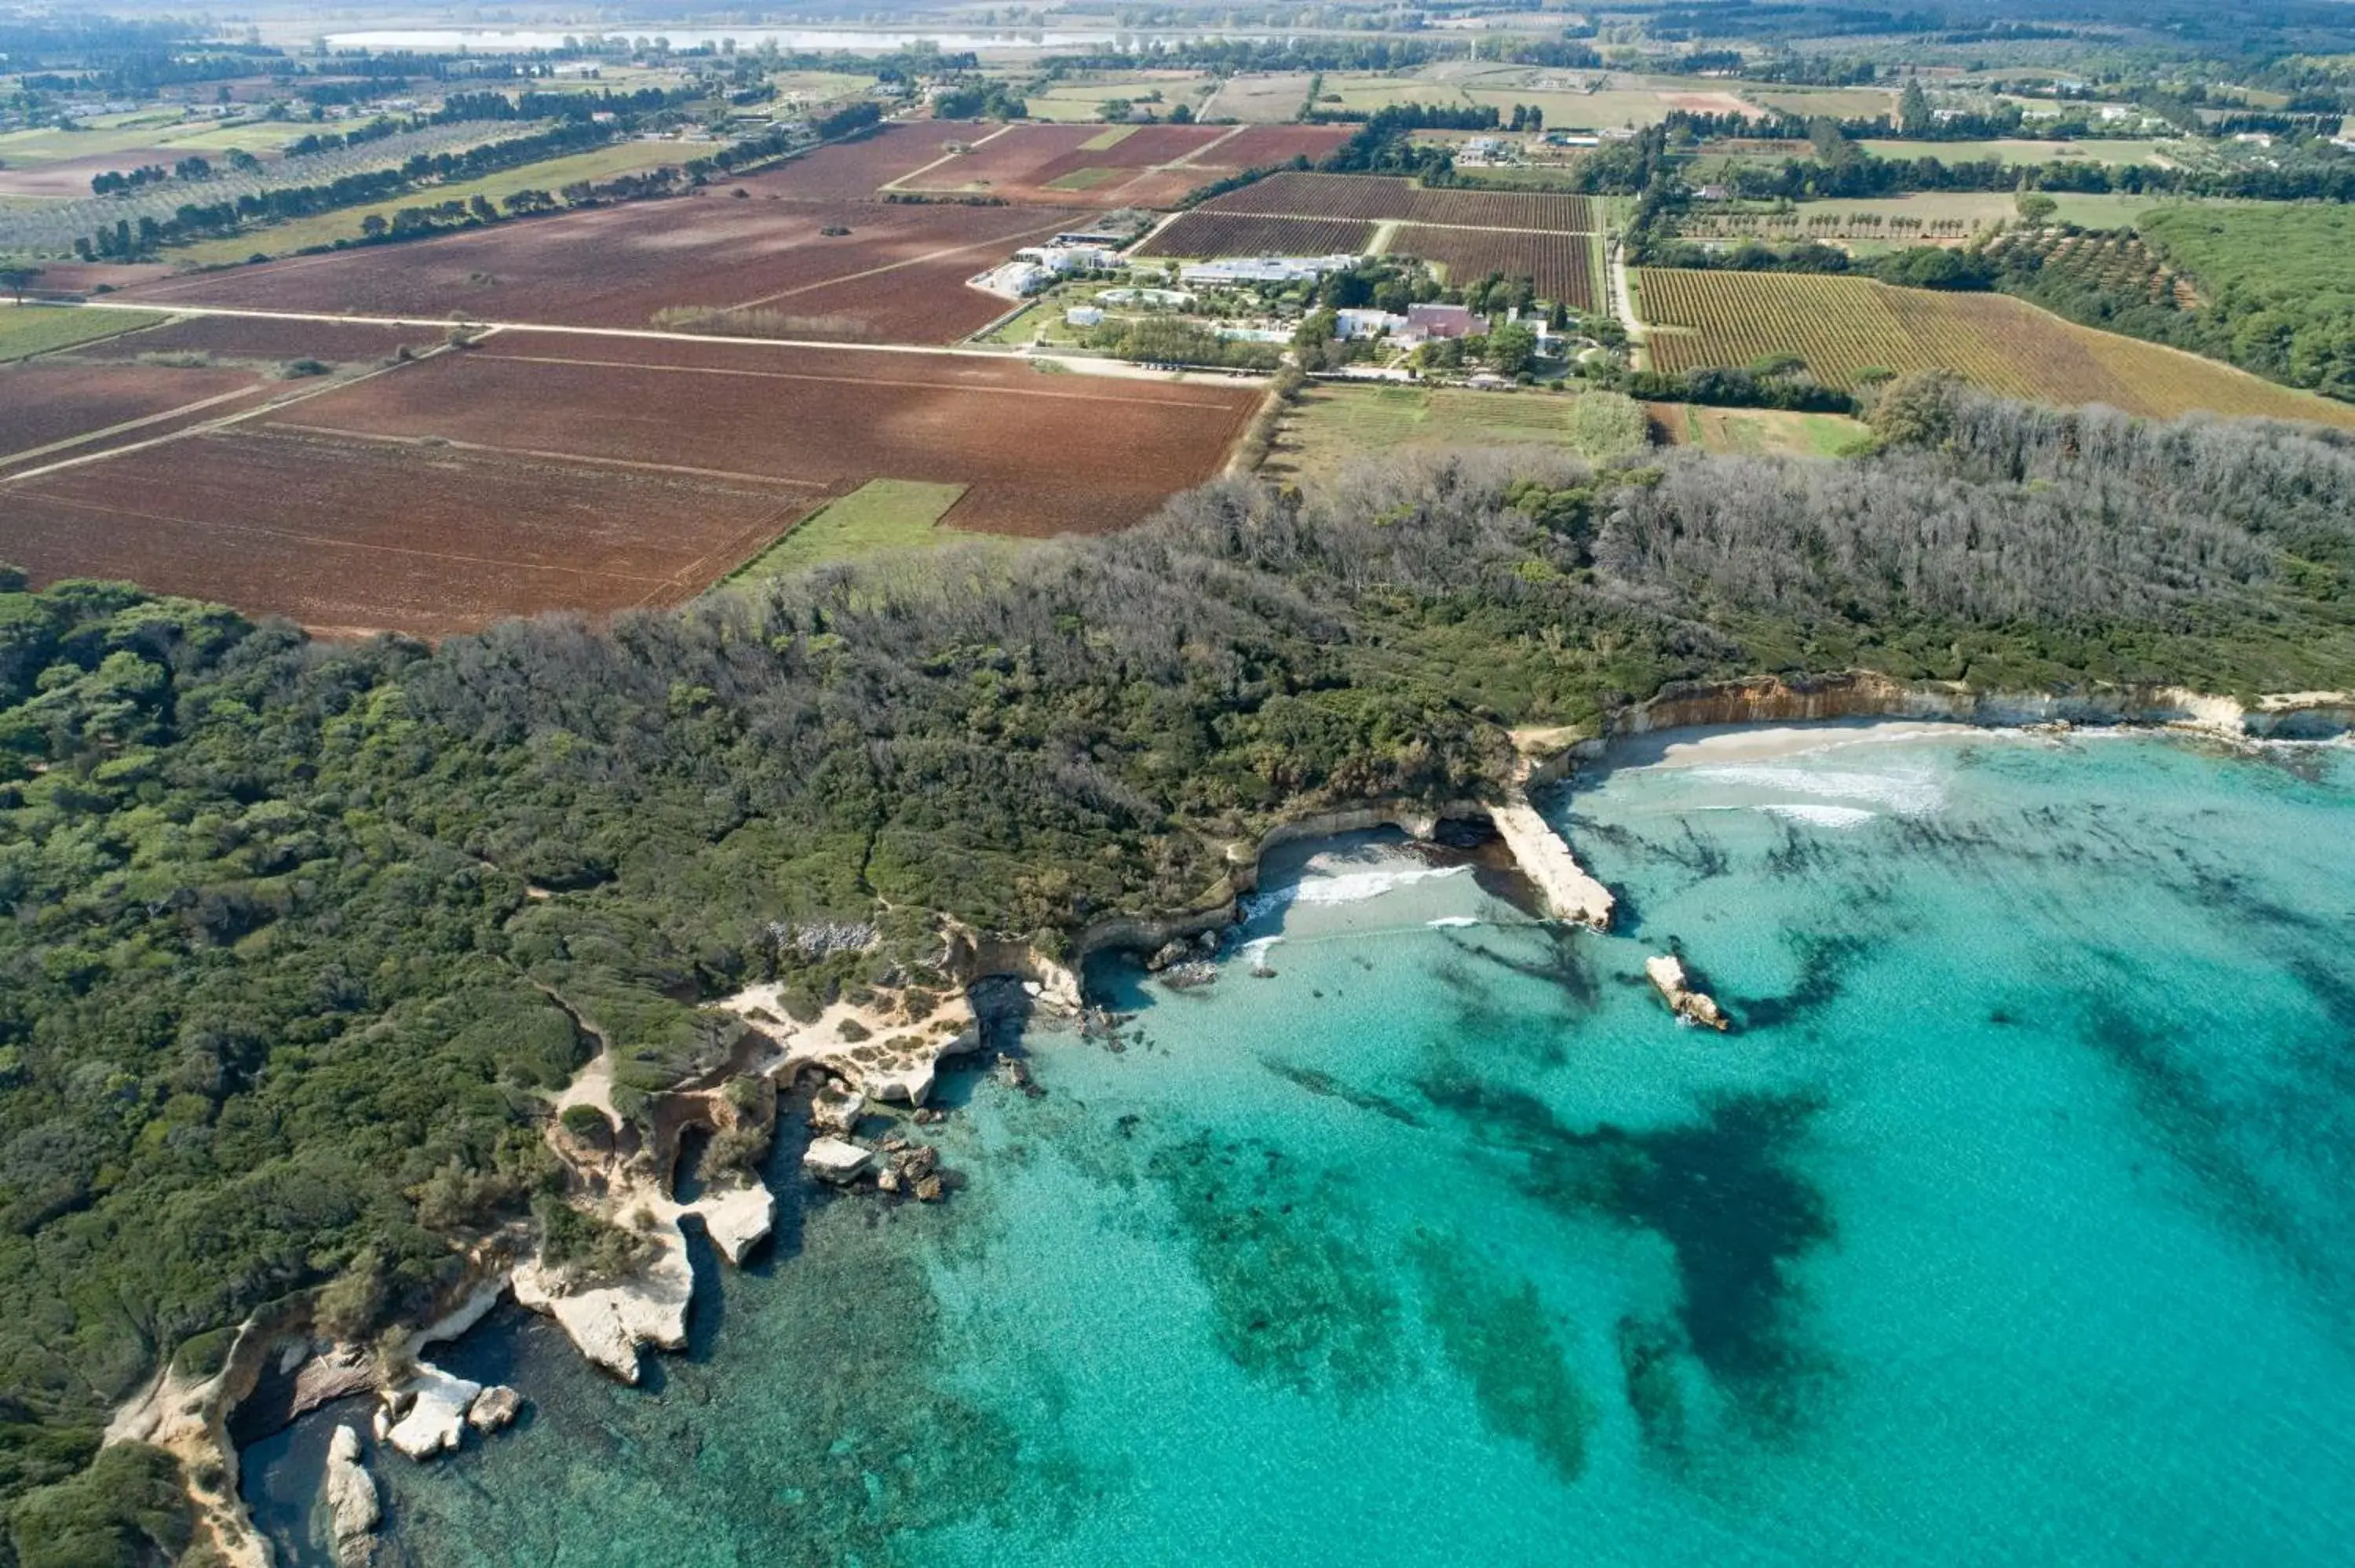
[1645,955,1729,1032]
[466,1384,522,1435]
[323,1424,379,1565]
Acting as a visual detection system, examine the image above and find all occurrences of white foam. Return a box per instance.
[1758,803,1878,829]
[1689,762,1945,817]
[1242,862,1470,921]
[1238,935,1284,966]
[1425,915,1481,928]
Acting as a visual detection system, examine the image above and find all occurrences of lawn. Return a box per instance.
[726,479,973,580]
[1857,137,2185,166]
[1024,75,1210,123]
[1659,403,1875,458]
[1274,383,1649,483]
[0,117,287,167]
[165,142,697,265]
[0,302,170,361]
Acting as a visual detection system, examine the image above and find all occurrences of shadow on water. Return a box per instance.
[1418,1075,1835,1439]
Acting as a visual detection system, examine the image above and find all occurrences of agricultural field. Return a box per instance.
[0,358,282,471]
[1386,225,1596,311]
[1649,403,1875,458]
[1272,383,1650,484]
[1022,71,1212,123]
[0,303,166,361]
[1135,213,1378,259]
[885,122,1334,208]
[118,194,1087,344]
[1634,268,2355,425]
[726,478,974,578]
[1742,87,1898,119]
[1857,137,2185,166]
[165,140,702,265]
[0,331,1260,634]
[1199,73,1317,123]
[1670,191,2172,243]
[1199,173,1594,230]
[64,315,451,366]
[0,425,823,637]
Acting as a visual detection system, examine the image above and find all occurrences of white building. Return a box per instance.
[1180,254,1360,286]
[1334,308,1405,340]
[974,261,1050,297]
[1017,244,1119,275]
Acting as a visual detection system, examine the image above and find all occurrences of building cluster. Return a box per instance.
[975,239,1124,297]
[1177,253,1362,286]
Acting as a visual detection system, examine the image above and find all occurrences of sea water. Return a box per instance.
[243,726,2355,1566]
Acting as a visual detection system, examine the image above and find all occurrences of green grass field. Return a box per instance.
[727,480,972,580]
[0,303,170,361]
[166,142,696,265]
[0,116,290,168]
[1664,403,1875,458]
[1275,383,1649,483]
[1857,137,2184,166]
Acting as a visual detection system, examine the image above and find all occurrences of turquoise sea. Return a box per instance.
[243,726,2355,1567]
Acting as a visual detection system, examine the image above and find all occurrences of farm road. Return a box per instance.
[46,301,1265,385]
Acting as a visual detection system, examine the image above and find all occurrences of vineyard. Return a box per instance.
[1635,268,2355,425]
[1201,171,1595,232]
[1135,212,1378,259]
[1385,225,1596,310]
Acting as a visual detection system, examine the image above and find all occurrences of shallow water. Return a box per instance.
[246,729,2355,1566]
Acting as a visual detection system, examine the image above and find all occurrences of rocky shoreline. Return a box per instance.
[132,670,2351,1565]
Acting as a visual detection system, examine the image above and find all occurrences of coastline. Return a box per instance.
[180,669,2355,1564]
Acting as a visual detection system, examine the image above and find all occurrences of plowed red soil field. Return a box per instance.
[0,361,276,468]
[0,341,1258,632]
[117,197,1084,342]
[65,315,444,364]
[1199,173,1595,231]
[0,425,823,636]
[261,340,1258,538]
[893,122,1247,205]
[1387,226,1596,308]
[1135,213,1377,258]
[736,125,971,199]
[1208,126,1356,166]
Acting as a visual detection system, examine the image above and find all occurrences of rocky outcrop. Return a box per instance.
[803,1137,873,1183]
[1645,955,1729,1031]
[512,1213,695,1384]
[466,1385,522,1435]
[1489,790,1615,930]
[322,1425,379,1566]
[1587,673,2355,748]
[380,1364,482,1460]
[695,1183,776,1265]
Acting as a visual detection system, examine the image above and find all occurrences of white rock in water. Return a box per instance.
[692,1183,776,1265]
[1021,980,1043,997]
[803,1137,872,1183]
[512,1223,694,1384]
[323,1424,380,1556]
[382,1364,482,1460]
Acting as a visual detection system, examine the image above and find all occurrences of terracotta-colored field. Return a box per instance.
[893,122,1292,206]
[66,315,443,364]
[0,339,1258,633]
[1200,172,1594,231]
[1134,212,1377,259]
[261,340,1259,538]
[1210,126,1356,167]
[117,197,1084,343]
[1635,268,2355,425]
[1,426,821,637]
[1388,226,1595,309]
[0,360,276,469]
[739,126,971,199]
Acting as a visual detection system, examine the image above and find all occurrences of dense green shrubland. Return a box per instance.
[5,389,2355,1559]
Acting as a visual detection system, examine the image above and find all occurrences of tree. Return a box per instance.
[0,266,42,304]
[360,214,389,239]
[1170,102,1194,123]
[1099,98,1133,122]
[1898,79,1933,137]
[1488,323,1538,376]
[2014,191,2058,225]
